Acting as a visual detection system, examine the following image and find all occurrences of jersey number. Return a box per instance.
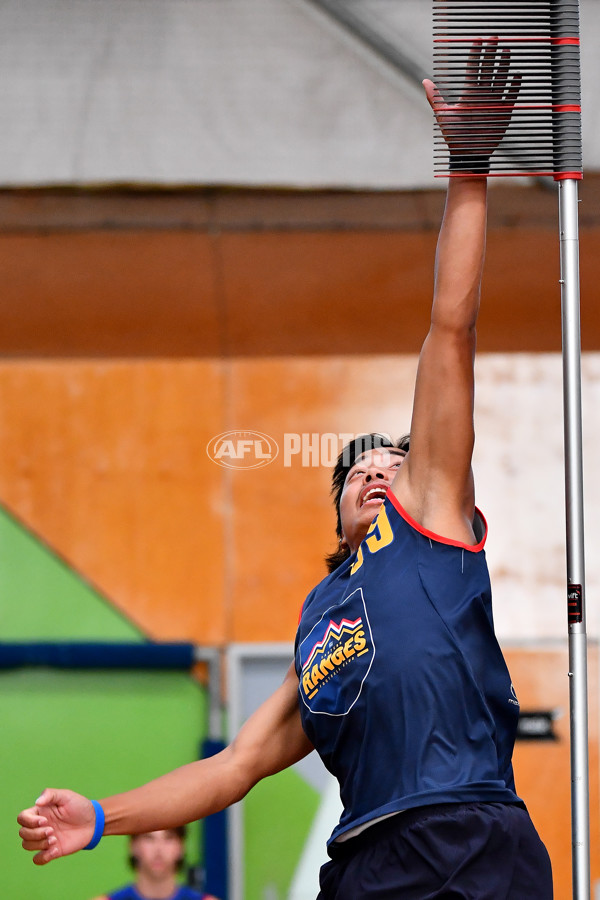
[350,504,394,575]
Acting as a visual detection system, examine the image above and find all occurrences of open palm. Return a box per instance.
[424,38,522,161]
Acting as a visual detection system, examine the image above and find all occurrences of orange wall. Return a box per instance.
[0,357,416,644]
[0,361,227,643]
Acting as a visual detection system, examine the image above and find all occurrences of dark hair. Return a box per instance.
[325,432,410,574]
[129,826,187,871]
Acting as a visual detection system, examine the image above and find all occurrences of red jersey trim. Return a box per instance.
[387,490,487,552]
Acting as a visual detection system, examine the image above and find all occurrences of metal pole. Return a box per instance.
[558,177,590,900]
[194,645,223,740]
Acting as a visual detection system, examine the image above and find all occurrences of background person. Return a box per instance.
[90,826,218,900]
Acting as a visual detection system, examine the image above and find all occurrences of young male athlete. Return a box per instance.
[17,41,553,897]
[90,827,218,900]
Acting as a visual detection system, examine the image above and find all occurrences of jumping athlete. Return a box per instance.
[17,41,553,898]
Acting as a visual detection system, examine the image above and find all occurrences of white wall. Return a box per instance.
[324,352,600,642]
[474,354,600,642]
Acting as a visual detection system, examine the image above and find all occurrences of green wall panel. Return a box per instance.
[244,768,320,900]
[1,507,210,897]
[5,669,207,899]
[0,507,140,639]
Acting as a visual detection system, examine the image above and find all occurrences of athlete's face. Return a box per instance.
[339,448,406,552]
[130,829,183,881]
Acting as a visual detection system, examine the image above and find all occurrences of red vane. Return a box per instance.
[432,104,579,112]
[437,172,583,180]
[434,37,576,44]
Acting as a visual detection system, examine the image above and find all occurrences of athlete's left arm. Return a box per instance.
[18,664,312,865]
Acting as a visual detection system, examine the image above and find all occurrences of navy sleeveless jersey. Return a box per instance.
[294,490,521,845]
[108,886,208,900]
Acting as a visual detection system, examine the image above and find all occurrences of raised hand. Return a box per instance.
[17,788,97,865]
[423,37,522,165]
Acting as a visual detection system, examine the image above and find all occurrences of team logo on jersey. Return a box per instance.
[298,588,375,716]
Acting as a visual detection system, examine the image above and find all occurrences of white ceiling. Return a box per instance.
[0,0,596,188]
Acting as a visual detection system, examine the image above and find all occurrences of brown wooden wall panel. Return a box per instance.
[0,187,599,358]
[0,226,569,356]
[219,226,593,355]
[505,647,599,900]
[219,230,435,355]
[0,232,222,356]
[482,230,562,351]
[0,361,228,643]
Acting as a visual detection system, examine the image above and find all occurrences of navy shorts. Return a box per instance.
[317,802,553,899]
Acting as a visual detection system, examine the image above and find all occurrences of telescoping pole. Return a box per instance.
[432,2,588,895]
[559,176,590,900]
[554,2,589,895]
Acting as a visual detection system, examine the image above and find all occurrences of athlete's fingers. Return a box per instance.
[505,71,523,107]
[21,834,57,852]
[422,78,435,108]
[492,48,510,96]
[17,808,48,828]
[19,825,55,843]
[35,788,59,807]
[423,79,445,110]
[33,846,60,866]
[465,39,484,87]
[480,37,500,90]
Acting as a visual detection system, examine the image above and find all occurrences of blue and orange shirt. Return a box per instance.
[295,490,521,845]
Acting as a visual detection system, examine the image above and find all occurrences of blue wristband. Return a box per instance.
[83,800,105,850]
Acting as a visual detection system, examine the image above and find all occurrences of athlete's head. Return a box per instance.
[326,433,409,573]
[128,827,187,877]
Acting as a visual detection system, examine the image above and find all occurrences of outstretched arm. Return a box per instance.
[394,40,520,542]
[397,176,486,542]
[18,663,312,865]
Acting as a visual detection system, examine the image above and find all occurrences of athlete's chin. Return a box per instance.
[348,504,383,547]
[360,500,384,522]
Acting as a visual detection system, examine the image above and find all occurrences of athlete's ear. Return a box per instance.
[339,535,348,552]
